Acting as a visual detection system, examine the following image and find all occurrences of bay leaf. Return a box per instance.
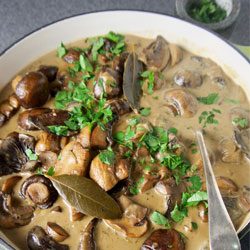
[50,175,122,219]
[123,52,143,112]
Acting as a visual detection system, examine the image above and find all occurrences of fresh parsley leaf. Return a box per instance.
[186,191,208,206]
[129,176,144,195]
[141,71,155,94]
[128,116,140,126]
[99,147,115,165]
[197,93,219,105]
[232,117,248,129]
[36,168,43,175]
[57,42,67,58]
[47,166,55,176]
[113,131,125,144]
[91,37,104,61]
[168,127,178,135]
[25,149,38,161]
[111,40,125,55]
[191,222,198,230]
[105,31,124,43]
[79,54,93,73]
[140,107,151,117]
[188,175,202,192]
[171,204,187,222]
[47,125,68,136]
[198,109,221,128]
[151,211,171,228]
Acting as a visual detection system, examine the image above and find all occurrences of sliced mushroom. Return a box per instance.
[144,36,170,71]
[207,65,226,88]
[105,195,148,238]
[14,71,49,108]
[47,222,69,242]
[18,108,70,133]
[94,68,122,99]
[219,138,242,163]
[38,65,58,82]
[0,191,34,229]
[35,132,62,154]
[0,132,38,176]
[69,206,85,221]
[90,125,108,149]
[155,177,186,213]
[106,98,131,116]
[55,141,91,176]
[222,196,243,222]
[164,89,198,117]
[77,125,92,148]
[51,206,62,213]
[89,154,118,191]
[20,175,58,209]
[216,176,238,195]
[141,229,185,250]
[27,226,69,250]
[0,113,6,127]
[234,128,250,159]
[1,176,22,194]
[39,151,58,169]
[174,70,202,88]
[63,49,80,64]
[78,218,98,250]
[169,44,183,66]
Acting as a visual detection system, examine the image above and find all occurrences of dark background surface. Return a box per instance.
[0,0,249,249]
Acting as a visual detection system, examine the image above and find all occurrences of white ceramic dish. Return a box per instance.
[0,10,249,249]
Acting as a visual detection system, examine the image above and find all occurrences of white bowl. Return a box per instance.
[0,10,249,249]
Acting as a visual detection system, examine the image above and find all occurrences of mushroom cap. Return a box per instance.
[20,175,58,209]
[15,71,49,108]
[164,89,198,117]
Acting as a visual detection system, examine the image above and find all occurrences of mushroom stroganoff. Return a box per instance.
[0,32,249,250]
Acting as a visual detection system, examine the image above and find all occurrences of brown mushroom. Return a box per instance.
[77,125,92,148]
[106,98,131,116]
[233,128,250,159]
[38,65,58,82]
[20,175,58,209]
[169,44,183,66]
[141,229,185,250]
[1,176,22,194]
[0,132,38,176]
[18,108,70,133]
[105,195,148,238]
[14,71,49,108]
[46,222,69,242]
[0,191,34,229]
[69,206,85,221]
[144,36,170,71]
[90,125,108,149]
[94,67,122,99]
[219,138,242,163]
[55,141,91,176]
[78,218,98,250]
[174,70,202,88]
[164,89,198,117]
[216,176,238,195]
[27,226,69,250]
[63,49,80,63]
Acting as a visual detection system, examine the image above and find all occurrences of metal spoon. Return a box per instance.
[196,130,241,250]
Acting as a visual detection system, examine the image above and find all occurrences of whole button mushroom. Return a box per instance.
[174,70,202,88]
[20,175,58,209]
[14,72,49,108]
[141,229,185,250]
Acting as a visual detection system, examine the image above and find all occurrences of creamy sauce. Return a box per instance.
[0,35,249,250]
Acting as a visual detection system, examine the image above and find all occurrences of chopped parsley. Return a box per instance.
[140,107,151,117]
[91,37,105,61]
[197,93,219,105]
[48,125,69,136]
[199,109,221,128]
[188,175,202,192]
[188,0,227,24]
[47,166,55,176]
[57,42,67,58]
[191,222,198,230]
[232,117,248,129]
[151,211,171,228]
[79,54,93,73]
[171,204,188,222]
[129,176,145,195]
[141,70,155,94]
[99,147,115,165]
[25,149,38,161]
[105,31,125,55]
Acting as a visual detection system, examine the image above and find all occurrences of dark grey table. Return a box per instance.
[0,0,249,249]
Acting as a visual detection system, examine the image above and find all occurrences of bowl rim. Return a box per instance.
[0,9,249,64]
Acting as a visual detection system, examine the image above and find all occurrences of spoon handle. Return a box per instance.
[196,130,241,250]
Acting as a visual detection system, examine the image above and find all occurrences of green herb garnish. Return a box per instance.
[99,147,115,165]
[232,117,248,129]
[79,54,93,73]
[141,71,155,94]
[47,166,55,176]
[188,0,227,23]
[191,222,198,230]
[25,149,38,161]
[151,211,171,228]
[129,176,145,195]
[91,37,105,61]
[199,109,221,128]
[48,125,69,136]
[197,93,219,105]
[140,107,151,117]
[57,42,67,58]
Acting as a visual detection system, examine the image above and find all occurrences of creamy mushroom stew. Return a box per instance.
[0,32,249,250]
